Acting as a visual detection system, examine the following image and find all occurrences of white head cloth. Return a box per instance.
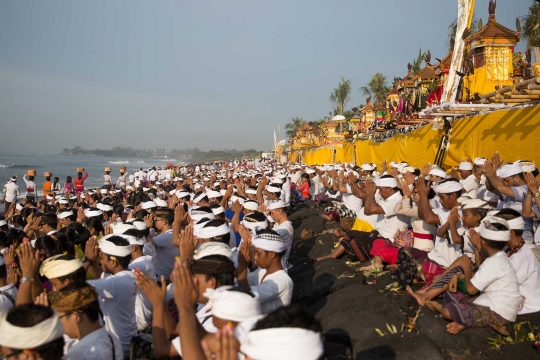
[99,235,132,256]
[0,220,8,226]
[375,177,398,188]
[154,198,168,207]
[479,216,510,242]
[231,195,246,205]
[141,201,157,210]
[194,242,233,260]
[490,210,525,230]
[267,200,286,210]
[194,192,208,204]
[515,160,536,173]
[204,286,261,322]
[245,188,258,195]
[433,180,463,194]
[0,311,65,350]
[211,206,225,216]
[57,211,74,219]
[243,200,260,211]
[239,327,324,360]
[132,220,148,230]
[459,198,490,210]
[474,157,486,166]
[252,231,286,253]
[458,162,473,171]
[207,190,222,199]
[39,254,83,278]
[242,217,269,231]
[197,222,230,239]
[429,167,447,179]
[113,223,137,235]
[498,164,523,179]
[190,207,215,222]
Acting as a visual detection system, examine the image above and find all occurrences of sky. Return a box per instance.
[0,0,530,154]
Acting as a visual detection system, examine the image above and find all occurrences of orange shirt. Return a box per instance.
[43,181,52,195]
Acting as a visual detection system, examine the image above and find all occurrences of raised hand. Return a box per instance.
[525,172,540,195]
[364,179,377,196]
[17,243,40,277]
[84,236,100,262]
[135,271,166,306]
[180,225,196,259]
[447,207,460,224]
[202,325,240,360]
[171,260,199,309]
[237,240,251,267]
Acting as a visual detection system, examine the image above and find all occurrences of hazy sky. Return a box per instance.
[0,0,528,154]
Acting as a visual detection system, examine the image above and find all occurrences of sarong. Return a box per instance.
[340,230,380,262]
[430,266,464,289]
[443,291,509,328]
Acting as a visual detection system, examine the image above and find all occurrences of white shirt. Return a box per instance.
[171,303,216,356]
[290,172,301,185]
[342,184,363,214]
[458,226,480,262]
[64,327,124,360]
[427,207,462,267]
[376,192,409,240]
[472,251,522,322]
[87,270,138,356]
[247,268,293,314]
[460,174,478,199]
[508,244,540,314]
[274,220,294,270]
[0,284,17,314]
[128,256,156,330]
[3,182,19,202]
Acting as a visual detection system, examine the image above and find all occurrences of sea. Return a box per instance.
[0,153,183,213]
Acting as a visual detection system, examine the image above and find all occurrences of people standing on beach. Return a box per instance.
[103,170,112,190]
[117,171,126,188]
[23,173,38,202]
[52,176,61,194]
[2,176,19,210]
[74,169,88,195]
[63,176,74,194]
[43,175,53,199]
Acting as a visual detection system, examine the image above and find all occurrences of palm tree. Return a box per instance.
[446,12,479,47]
[285,117,304,139]
[359,73,389,105]
[521,1,540,63]
[411,48,423,75]
[329,77,352,115]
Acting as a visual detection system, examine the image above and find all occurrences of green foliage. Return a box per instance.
[411,48,423,75]
[521,1,540,48]
[359,73,389,105]
[285,117,304,139]
[329,77,352,115]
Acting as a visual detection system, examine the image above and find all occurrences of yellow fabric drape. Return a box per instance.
[443,105,540,168]
[334,145,345,163]
[288,105,540,170]
[355,124,441,168]
[302,147,333,165]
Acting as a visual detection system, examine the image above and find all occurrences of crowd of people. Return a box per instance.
[0,161,317,360]
[1,152,540,359]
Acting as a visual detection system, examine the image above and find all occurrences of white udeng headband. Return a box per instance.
[375,177,398,188]
[429,168,447,178]
[57,211,74,219]
[0,220,7,226]
[194,193,207,204]
[242,219,268,230]
[39,254,84,279]
[204,286,261,323]
[479,218,510,242]
[240,327,324,360]
[99,236,132,257]
[0,312,65,350]
[433,181,463,193]
[197,223,230,239]
[252,237,286,253]
[506,216,525,230]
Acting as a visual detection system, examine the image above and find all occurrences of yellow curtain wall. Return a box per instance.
[443,105,540,168]
[286,105,540,169]
[355,124,441,168]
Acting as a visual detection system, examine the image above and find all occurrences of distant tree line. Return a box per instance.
[61,146,263,162]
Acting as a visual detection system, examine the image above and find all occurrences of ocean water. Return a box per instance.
[0,153,181,212]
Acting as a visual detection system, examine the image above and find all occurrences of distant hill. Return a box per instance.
[61,146,264,163]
